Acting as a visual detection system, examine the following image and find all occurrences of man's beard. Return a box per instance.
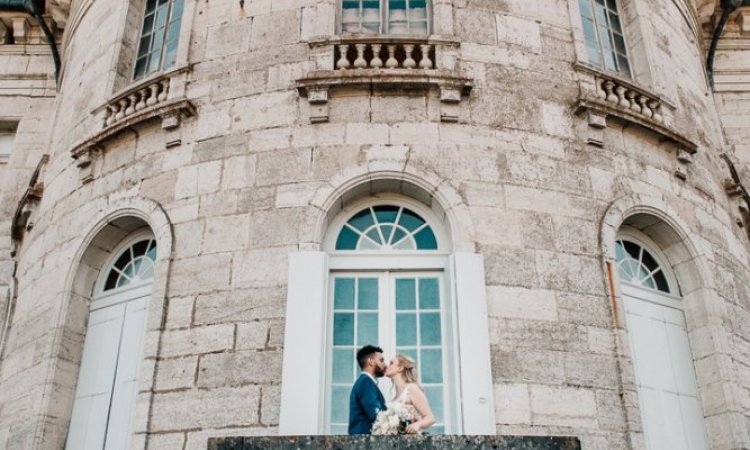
[374,367,385,378]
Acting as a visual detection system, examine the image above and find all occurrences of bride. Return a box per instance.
[384,354,436,434]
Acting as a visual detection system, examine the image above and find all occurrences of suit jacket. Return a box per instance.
[348,373,386,434]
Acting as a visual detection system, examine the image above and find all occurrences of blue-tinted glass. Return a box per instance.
[615,241,626,262]
[143,14,154,34]
[380,225,394,243]
[594,2,606,23]
[335,278,355,309]
[331,386,350,423]
[146,241,157,261]
[330,424,348,435]
[357,313,378,344]
[366,229,382,245]
[396,347,418,365]
[609,11,622,33]
[420,313,442,345]
[617,54,630,77]
[146,0,157,11]
[579,0,593,19]
[414,227,437,249]
[421,349,443,383]
[603,47,616,71]
[374,205,399,224]
[419,278,440,309]
[398,208,424,231]
[586,44,602,68]
[358,278,378,310]
[333,349,354,383]
[349,209,376,232]
[148,49,162,73]
[172,0,184,18]
[396,313,417,346]
[582,18,597,45]
[431,425,445,434]
[333,313,354,345]
[396,279,416,310]
[336,226,359,250]
[424,386,443,420]
[391,228,407,245]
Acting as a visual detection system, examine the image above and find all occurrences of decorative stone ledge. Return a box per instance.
[208,435,582,450]
[298,37,471,123]
[69,66,195,181]
[574,64,697,179]
[12,153,48,241]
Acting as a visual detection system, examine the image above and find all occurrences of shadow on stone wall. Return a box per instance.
[208,435,582,450]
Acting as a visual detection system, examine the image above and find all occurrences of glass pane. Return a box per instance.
[116,274,130,288]
[640,248,659,272]
[578,0,593,19]
[357,313,378,344]
[624,241,640,259]
[606,0,618,11]
[581,18,597,45]
[114,251,131,271]
[366,229,383,245]
[396,313,417,346]
[419,278,440,309]
[615,240,626,262]
[166,20,181,43]
[333,313,355,345]
[393,238,416,250]
[155,5,169,29]
[358,278,378,310]
[613,33,627,55]
[349,209,376,232]
[333,349,354,383]
[380,225,394,244]
[142,14,154,34]
[609,12,622,34]
[397,347,418,366]
[430,425,445,434]
[586,44,602,68]
[331,386,350,423]
[603,48,617,71]
[134,57,148,79]
[105,270,119,291]
[172,0,184,18]
[421,349,443,383]
[330,424,348,435]
[132,240,149,257]
[424,386,443,420]
[414,227,437,249]
[336,226,359,250]
[140,261,154,279]
[594,3,607,23]
[148,49,162,73]
[334,278,355,309]
[147,241,157,261]
[396,279,416,310]
[391,228,407,245]
[398,208,424,231]
[654,270,670,293]
[373,205,399,224]
[617,54,631,77]
[641,276,656,290]
[419,313,442,345]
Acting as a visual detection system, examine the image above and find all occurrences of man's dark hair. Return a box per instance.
[356,345,383,370]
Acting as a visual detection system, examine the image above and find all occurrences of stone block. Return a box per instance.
[193,134,249,163]
[345,123,390,145]
[150,386,260,430]
[160,325,235,357]
[254,148,311,186]
[529,385,597,428]
[173,220,204,259]
[556,292,612,327]
[193,287,285,325]
[147,433,185,449]
[156,356,198,391]
[166,296,195,330]
[494,383,531,425]
[198,351,282,387]
[232,249,289,287]
[483,246,538,288]
[250,10,300,49]
[455,8,497,45]
[496,14,542,54]
[261,385,281,426]
[232,92,298,132]
[205,20,252,59]
[237,321,269,350]
[202,214,251,253]
[169,253,232,296]
[487,286,558,321]
[199,190,240,217]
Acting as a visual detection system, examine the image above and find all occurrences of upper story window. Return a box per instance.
[340,0,431,35]
[0,123,17,163]
[134,0,184,80]
[579,0,631,77]
[615,238,672,293]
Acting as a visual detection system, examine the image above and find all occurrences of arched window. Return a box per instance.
[326,201,452,434]
[65,231,156,450]
[340,0,431,35]
[616,229,709,450]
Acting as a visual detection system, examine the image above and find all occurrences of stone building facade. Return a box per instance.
[0,0,749,449]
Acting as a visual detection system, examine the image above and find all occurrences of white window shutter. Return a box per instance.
[450,252,496,434]
[279,252,329,435]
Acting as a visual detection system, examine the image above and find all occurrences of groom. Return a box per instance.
[348,345,387,434]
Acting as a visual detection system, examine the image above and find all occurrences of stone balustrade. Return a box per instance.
[593,72,664,123]
[334,40,435,70]
[102,76,171,128]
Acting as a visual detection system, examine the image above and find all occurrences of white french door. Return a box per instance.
[326,270,456,435]
[623,284,709,450]
[65,285,150,450]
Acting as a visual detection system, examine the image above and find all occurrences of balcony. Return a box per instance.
[297,36,472,123]
[208,435,581,450]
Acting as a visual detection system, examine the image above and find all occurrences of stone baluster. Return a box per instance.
[135,88,149,111]
[615,85,629,108]
[418,44,432,69]
[124,93,137,116]
[103,106,113,127]
[114,98,128,120]
[403,44,417,68]
[336,44,351,69]
[370,44,383,68]
[596,79,608,100]
[602,80,618,104]
[158,78,170,102]
[353,44,367,68]
[626,90,641,113]
[385,44,398,68]
[638,96,652,118]
[146,82,160,107]
[649,100,662,123]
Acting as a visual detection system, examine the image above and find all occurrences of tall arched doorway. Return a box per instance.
[65,229,156,450]
[616,227,709,450]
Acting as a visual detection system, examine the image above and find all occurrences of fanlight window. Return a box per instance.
[103,239,157,291]
[335,205,438,251]
[615,239,670,293]
[579,0,630,77]
[340,0,430,35]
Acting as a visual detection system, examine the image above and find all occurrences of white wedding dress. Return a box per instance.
[389,383,422,423]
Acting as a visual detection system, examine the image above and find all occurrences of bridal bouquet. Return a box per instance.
[371,403,410,435]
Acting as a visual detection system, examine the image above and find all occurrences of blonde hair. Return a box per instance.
[395,354,419,384]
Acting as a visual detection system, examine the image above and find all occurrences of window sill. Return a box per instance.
[298,37,470,123]
[573,63,697,161]
[70,65,196,181]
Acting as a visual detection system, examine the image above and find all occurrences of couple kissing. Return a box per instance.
[348,345,436,435]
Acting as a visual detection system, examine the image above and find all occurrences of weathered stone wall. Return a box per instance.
[0,0,748,449]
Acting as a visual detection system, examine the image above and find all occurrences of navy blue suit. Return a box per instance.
[348,373,386,434]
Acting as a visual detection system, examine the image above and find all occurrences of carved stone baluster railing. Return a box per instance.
[385,44,398,68]
[337,44,351,69]
[158,78,170,102]
[403,44,416,68]
[419,44,433,69]
[371,44,383,68]
[353,44,367,68]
